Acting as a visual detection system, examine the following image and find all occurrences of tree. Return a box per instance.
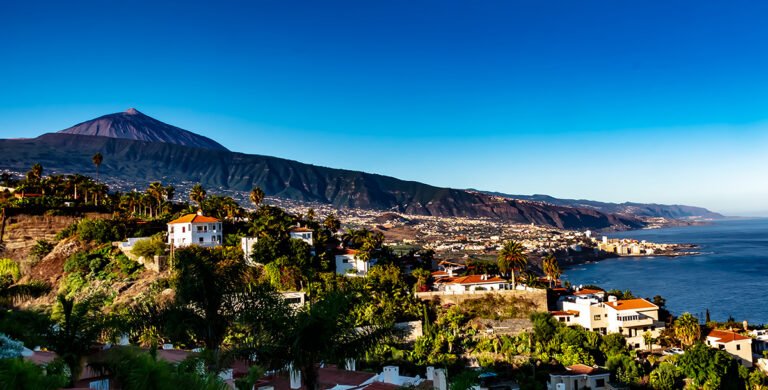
[649,362,680,390]
[249,187,265,208]
[258,292,393,390]
[674,312,701,348]
[498,241,527,286]
[541,253,561,288]
[0,357,68,390]
[92,153,103,180]
[46,294,110,387]
[323,214,341,233]
[643,331,655,352]
[190,184,207,208]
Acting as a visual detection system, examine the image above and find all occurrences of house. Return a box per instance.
[749,329,768,357]
[262,364,443,390]
[167,211,222,248]
[558,293,664,350]
[706,329,753,367]
[550,310,580,325]
[335,249,374,276]
[434,275,509,293]
[603,297,665,350]
[548,364,611,390]
[289,227,314,246]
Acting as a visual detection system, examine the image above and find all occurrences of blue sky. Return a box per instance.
[1,1,767,215]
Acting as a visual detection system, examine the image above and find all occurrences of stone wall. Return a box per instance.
[415,288,548,311]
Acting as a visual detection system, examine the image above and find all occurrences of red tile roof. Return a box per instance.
[707,329,751,343]
[336,248,360,255]
[363,382,401,390]
[439,275,507,285]
[169,214,220,224]
[573,288,604,296]
[564,364,607,375]
[605,298,657,311]
[265,365,376,390]
[290,227,314,233]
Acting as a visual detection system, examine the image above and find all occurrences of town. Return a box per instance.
[0,166,766,390]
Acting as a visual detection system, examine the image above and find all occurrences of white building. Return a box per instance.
[548,364,610,390]
[167,212,222,248]
[706,329,753,367]
[434,275,509,293]
[335,249,373,276]
[559,294,665,350]
[289,227,314,245]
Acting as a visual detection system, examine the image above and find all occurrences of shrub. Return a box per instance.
[0,259,21,281]
[76,219,123,244]
[130,235,167,259]
[30,240,54,262]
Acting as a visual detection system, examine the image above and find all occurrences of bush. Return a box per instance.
[0,259,21,281]
[76,219,123,244]
[131,235,167,259]
[30,240,54,262]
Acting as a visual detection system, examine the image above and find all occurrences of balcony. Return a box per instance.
[615,314,654,328]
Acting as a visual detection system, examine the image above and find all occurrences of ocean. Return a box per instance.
[561,218,768,325]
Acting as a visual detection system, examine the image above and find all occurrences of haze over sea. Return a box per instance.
[562,218,768,325]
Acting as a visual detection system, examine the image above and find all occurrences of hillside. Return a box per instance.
[480,192,724,220]
[0,132,643,230]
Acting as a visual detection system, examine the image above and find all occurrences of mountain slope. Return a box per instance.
[57,108,228,151]
[480,192,723,219]
[0,133,643,230]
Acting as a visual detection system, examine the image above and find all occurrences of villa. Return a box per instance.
[558,292,664,350]
[167,211,222,248]
[434,275,509,293]
[705,329,753,367]
[548,364,611,390]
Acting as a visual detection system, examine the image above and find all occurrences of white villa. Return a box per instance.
[558,293,665,350]
[167,212,222,248]
[289,227,314,245]
[240,236,258,264]
[434,275,509,293]
[706,329,753,367]
[548,364,611,390]
[335,249,374,276]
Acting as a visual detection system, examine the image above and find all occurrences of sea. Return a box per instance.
[561,218,768,325]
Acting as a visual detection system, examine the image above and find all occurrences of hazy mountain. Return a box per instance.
[478,192,724,220]
[57,108,228,151]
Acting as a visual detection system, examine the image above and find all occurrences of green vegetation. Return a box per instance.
[130,235,167,259]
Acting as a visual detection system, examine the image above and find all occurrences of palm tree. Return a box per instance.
[643,331,655,352]
[498,241,527,286]
[47,294,110,387]
[147,182,165,218]
[249,187,265,208]
[258,292,393,390]
[674,312,701,348]
[190,184,206,208]
[542,253,561,288]
[92,153,103,180]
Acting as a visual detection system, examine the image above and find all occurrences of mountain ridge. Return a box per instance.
[0,132,643,230]
[0,109,720,229]
[57,108,228,151]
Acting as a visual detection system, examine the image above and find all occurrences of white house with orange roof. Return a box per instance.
[548,364,610,390]
[603,297,665,349]
[335,249,374,276]
[289,226,314,245]
[434,275,509,293]
[706,329,753,367]
[559,293,665,349]
[167,211,222,248]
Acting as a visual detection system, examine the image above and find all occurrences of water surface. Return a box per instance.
[562,218,768,325]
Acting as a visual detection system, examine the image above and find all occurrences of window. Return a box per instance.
[736,345,741,351]
[199,237,204,243]
[182,227,186,233]
[594,314,601,321]
[595,378,605,388]
[197,225,204,232]
[170,227,174,233]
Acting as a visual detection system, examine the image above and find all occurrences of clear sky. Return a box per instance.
[2,1,767,216]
